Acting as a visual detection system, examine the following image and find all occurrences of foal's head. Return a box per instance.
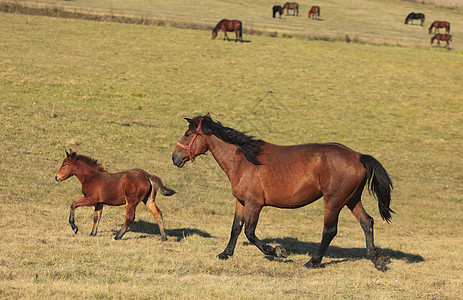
[55,150,105,182]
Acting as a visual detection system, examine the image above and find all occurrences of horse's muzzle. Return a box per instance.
[55,175,61,182]
[172,153,186,168]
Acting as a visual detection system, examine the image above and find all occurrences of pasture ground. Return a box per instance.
[1,9,463,300]
[3,0,463,49]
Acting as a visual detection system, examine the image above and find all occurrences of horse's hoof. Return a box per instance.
[302,259,321,269]
[373,256,388,272]
[73,227,78,234]
[110,238,116,242]
[274,245,288,258]
[217,253,230,260]
[161,236,168,242]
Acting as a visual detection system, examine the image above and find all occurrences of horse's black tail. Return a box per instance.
[296,5,299,15]
[239,21,243,40]
[318,7,320,17]
[448,23,450,33]
[360,155,394,223]
[149,175,176,196]
[273,7,276,18]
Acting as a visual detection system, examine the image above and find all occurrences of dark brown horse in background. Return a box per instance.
[273,5,284,18]
[172,114,394,270]
[283,2,299,16]
[308,6,320,19]
[404,12,425,26]
[212,19,243,42]
[431,34,452,47]
[55,150,175,240]
[429,21,450,34]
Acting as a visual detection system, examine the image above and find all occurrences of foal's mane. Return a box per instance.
[195,116,265,165]
[74,153,107,172]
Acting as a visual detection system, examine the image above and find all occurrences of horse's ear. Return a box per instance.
[65,149,70,158]
[185,118,194,124]
[205,113,211,118]
[68,149,76,159]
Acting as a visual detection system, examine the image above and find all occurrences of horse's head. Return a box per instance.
[55,149,78,182]
[211,30,217,39]
[172,114,211,168]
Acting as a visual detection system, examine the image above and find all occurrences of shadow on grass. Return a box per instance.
[244,237,424,267]
[122,220,213,241]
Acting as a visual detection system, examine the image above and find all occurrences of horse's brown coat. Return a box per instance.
[172,115,394,270]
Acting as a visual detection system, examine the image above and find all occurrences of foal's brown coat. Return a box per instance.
[172,115,394,270]
[55,150,175,240]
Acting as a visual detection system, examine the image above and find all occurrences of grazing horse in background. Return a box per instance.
[429,21,450,34]
[212,19,243,42]
[172,114,394,270]
[404,12,425,26]
[431,34,452,47]
[283,2,299,16]
[55,150,176,241]
[308,6,320,19]
[273,5,284,18]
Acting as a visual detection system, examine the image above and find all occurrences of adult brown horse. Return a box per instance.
[429,21,450,34]
[55,150,175,240]
[172,114,394,270]
[308,6,320,19]
[283,2,299,16]
[431,34,452,47]
[212,19,242,42]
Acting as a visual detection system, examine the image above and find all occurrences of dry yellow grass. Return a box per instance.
[0,10,462,299]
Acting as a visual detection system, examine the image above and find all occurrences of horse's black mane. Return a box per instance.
[213,19,227,32]
[74,153,107,172]
[194,116,265,165]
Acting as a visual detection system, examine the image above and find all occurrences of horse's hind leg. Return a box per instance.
[145,196,167,241]
[303,207,340,269]
[348,199,387,270]
[113,201,137,240]
[90,203,103,236]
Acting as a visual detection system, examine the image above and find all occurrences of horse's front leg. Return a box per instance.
[243,202,287,258]
[69,197,96,234]
[223,30,228,41]
[90,203,103,236]
[218,199,245,260]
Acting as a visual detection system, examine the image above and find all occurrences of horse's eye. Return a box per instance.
[62,164,66,168]
[185,133,190,138]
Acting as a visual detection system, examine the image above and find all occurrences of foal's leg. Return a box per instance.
[69,197,96,234]
[145,197,167,241]
[303,205,340,269]
[243,203,287,258]
[90,203,103,236]
[218,200,245,259]
[113,200,137,240]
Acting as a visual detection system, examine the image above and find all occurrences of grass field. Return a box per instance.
[5,0,463,49]
[1,6,463,300]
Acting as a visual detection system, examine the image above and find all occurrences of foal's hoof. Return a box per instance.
[72,227,78,234]
[161,236,168,242]
[274,245,288,258]
[217,252,230,260]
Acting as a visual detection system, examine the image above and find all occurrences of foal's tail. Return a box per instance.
[149,175,176,196]
[360,155,394,223]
